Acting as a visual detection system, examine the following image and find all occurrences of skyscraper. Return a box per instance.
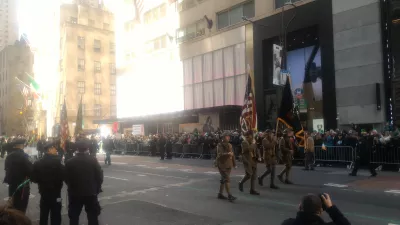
[0,0,19,50]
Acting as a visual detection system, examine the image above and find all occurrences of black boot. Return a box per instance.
[258,177,263,186]
[284,179,293,185]
[218,193,227,200]
[238,182,244,192]
[277,175,285,184]
[270,184,279,189]
[250,189,260,195]
[228,194,237,202]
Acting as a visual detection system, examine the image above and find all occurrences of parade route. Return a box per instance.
[1,155,400,225]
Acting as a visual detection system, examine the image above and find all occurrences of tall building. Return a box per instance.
[0,0,19,50]
[0,40,34,135]
[57,2,116,133]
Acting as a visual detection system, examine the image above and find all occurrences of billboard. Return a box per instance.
[272,44,285,86]
[132,124,144,136]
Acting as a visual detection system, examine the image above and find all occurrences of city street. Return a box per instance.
[1,155,400,225]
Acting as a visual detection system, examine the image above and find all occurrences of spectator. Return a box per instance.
[281,193,351,225]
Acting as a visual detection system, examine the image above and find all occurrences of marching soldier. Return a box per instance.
[31,142,65,225]
[65,140,103,225]
[4,138,32,213]
[258,130,279,189]
[238,131,260,195]
[277,128,295,184]
[216,132,237,201]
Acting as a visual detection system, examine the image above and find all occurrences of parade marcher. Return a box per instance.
[277,128,295,184]
[4,139,32,214]
[64,137,75,162]
[104,137,113,165]
[65,140,103,225]
[216,132,237,201]
[165,135,173,159]
[304,131,315,171]
[238,131,260,195]
[258,130,279,189]
[54,139,64,163]
[31,142,65,225]
[89,135,99,158]
[158,134,166,160]
[36,136,46,159]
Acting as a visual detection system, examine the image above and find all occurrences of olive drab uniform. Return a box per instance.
[239,138,259,194]
[216,141,236,201]
[258,137,279,189]
[277,135,294,184]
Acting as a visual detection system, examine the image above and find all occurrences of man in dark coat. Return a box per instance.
[31,142,65,225]
[65,140,103,225]
[36,136,46,159]
[281,193,350,225]
[4,138,32,213]
[157,134,166,160]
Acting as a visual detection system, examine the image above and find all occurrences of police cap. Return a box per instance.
[12,138,26,146]
[75,140,89,152]
[44,142,57,150]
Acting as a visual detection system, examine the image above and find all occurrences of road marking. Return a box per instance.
[137,174,147,177]
[385,190,400,194]
[204,171,219,175]
[135,164,147,167]
[113,169,188,180]
[389,223,399,225]
[111,162,127,165]
[155,167,168,169]
[104,176,128,181]
[324,183,348,188]
[179,169,193,172]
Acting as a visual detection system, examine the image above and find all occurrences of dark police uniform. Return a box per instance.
[31,142,65,225]
[65,140,103,225]
[157,135,166,160]
[4,139,32,213]
[89,138,99,158]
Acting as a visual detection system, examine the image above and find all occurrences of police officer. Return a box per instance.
[258,130,279,189]
[239,131,260,195]
[36,136,46,159]
[64,137,74,162]
[104,137,113,165]
[216,132,237,201]
[277,128,295,184]
[4,138,32,213]
[158,134,166,160]
[65,140,103,225]
[31,142,65,225]
[89,135,99,158]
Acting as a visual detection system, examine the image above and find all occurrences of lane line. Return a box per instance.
[112,169,188,180]
[137,174,147,177]
[385,190,400,194]
[109,162,127,165]
[204,171,219,175]
[179,169,193,172]
[155,167,168,169]
[324,183,348,188]
[104,176,128,181]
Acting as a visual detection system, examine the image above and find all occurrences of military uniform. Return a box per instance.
[277,130,295,184]
[258,132,279,189]
[65,140,103,225]
[4,139,32,213]
[239,133,260,195]
[31,142,65,225]
[216,134,236,201]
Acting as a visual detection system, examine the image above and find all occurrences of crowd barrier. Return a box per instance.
[370,145,400,165]
[313,146,355,164]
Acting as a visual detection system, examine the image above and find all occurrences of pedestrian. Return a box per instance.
[31,142,65,225]
[104,137,113,165]
[65,140,103,225]
[281,193,351,225]
[277,128,295,184]
[158,134,166,160]
[165,135,173,159]
[258,129,279,189]
[36,136,46,159]
[238,131,260,195]
[4,138,32,214]
[215,132,237,201]
[64,137,74,162]
[304,131,315,171]
[89,135,99,158]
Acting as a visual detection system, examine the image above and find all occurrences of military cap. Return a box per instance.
[11,138,26,146]
[282,128,293,134]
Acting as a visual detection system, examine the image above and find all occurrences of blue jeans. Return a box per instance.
[105,152,111,165]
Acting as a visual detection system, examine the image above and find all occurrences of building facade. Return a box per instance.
[179,0,391,131]
[57,2,116,133]
[0,0,19,50]
[0,41,34,135]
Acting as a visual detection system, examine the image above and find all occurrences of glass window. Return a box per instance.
[94,104,101,117]
[217,11,229,29]
[229,6,242,25]
[110,42,115,53]
[94,39,101,52]
[78,59,85,71]
[275,0,300,9]
[110,84,116,95]
[78,36,85,49]
[111,105,117,117]
[109,63,116,74]
[77,81,85,93]
[243,1,255,18]
[94,83,101,95]
[70,17,77,24]
[94,61,101,72]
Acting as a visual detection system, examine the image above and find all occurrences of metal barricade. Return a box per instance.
[314,146,355,164]
[137,143,150,155]
[125,142,137,155]
[172,144,184,158]
[182,144,202,158]
[370,145,400,165]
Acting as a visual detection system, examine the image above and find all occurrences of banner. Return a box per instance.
[273,44,285,86]
[132,124,144,136]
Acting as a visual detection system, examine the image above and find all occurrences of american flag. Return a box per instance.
[133,0,144,23]
[60,99,69,151]
[240,70,257,132]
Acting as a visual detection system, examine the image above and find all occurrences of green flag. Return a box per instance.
[28,76,40,92]
[75,97,83,136]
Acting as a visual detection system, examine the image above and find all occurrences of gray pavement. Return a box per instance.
[1,154,400,225]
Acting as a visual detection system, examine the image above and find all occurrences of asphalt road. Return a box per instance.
[1,154,400,225]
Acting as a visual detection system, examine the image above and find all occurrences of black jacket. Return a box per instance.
[65,153,103,196]
[4,149,32,186]
[89,140,99,154]
[282,206,351,225]
[31,154,65,195]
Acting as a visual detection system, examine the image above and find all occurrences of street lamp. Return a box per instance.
[241,16,269,29]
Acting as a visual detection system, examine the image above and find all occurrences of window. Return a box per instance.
[78,59,85,71]
[94,39,101,52]
[217,1,255,29]
[103,23,109,30]
[110,42,115,54]
[144,3,167,24]
[94,104,101,117]
[111,105,117,117]
[176,19,206,43]
[77,81,85,93]
[70,17,77,24]
[94,83,101,95]
[177,0,196,12]
[109,63,116,75]
[145,36,167,53]
[275,0,300,9]
[89,19,94,26]
[110,84,116,95]
[94,61,101,72]
[78,36,85,49]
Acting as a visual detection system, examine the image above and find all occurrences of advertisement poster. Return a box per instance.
[273,44,284,86]
[312,119,324,133]
[132,124,144,136]
[199,112,220,133]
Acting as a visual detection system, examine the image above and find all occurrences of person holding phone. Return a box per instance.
[281,193,351,225]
